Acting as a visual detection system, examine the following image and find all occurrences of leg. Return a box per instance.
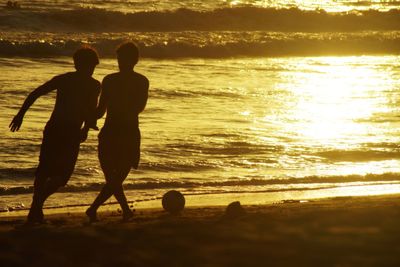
[86,183,113,222]
[86,166,133,222]
[112,183,133,221]
[87,163,132,221]
[86,165,120,222]
[40,177,65,202]
[87,137,115,221]
[111,163,133,220]
[91,135,135,221]
[31,123,80,223]
[28,175,68,224]
[27,174,47,224]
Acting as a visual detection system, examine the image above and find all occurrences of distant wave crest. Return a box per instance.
[1,7,400,32]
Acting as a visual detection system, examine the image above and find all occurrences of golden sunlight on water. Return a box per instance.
[247,56,399,179]
[285,57,387,146]
[292,62,375,144]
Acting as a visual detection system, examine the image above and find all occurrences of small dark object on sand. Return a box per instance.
[162,190,185,214]
[225,201,246,219]
[6,1,20,9]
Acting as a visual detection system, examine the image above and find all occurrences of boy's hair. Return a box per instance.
[116,42,139,66]
[73,46,99,69]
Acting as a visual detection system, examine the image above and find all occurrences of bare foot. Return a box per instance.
[26,208,45,225]
[122,209,134,222]
[85,207,99,223]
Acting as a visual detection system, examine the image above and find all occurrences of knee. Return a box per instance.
[49,176,69,188]
[106,180,123,191]
[34,176,46,188]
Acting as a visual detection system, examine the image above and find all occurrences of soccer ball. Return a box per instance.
[162,190,185,214]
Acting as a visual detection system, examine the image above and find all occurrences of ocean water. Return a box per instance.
[1,0,400,212]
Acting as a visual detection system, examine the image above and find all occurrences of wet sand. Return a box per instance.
[1,194,400,267]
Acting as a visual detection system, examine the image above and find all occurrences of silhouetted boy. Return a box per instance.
[9,47,101,224]
[86,42,149,222]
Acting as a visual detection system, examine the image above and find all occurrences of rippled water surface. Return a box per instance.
[1,56,399,204]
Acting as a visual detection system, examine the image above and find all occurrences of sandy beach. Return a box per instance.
[1,194,400,267]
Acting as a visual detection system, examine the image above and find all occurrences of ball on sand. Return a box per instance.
[225,201,246,219]
[162,190,185,214]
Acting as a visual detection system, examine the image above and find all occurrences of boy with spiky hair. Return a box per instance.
[10,46,101,224]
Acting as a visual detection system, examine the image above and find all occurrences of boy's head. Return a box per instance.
[116,42,139,72]
[73,46,99,75]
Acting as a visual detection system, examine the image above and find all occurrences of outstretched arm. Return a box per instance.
[9,78,57,132]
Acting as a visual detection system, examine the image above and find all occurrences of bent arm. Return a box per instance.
[81,83,101,142]
[96,88,108,119]
[9,79,57,132]
[135,78,149,114]
[84,85,101,130]
[97,77,111,119]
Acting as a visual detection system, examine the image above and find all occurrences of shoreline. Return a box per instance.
[2,192,400,221]
[1,194,400,266]
[2,182,400,218]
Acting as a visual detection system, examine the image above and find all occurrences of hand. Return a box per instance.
[80,127,89,143]
[9,113,24,132]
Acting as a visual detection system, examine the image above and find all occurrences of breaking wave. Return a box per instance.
[1,31,400,58]
[2,7,400,57]
[1,172,399,196]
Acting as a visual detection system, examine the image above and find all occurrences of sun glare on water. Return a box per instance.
[285,57,389,147]
[247,56,399,179]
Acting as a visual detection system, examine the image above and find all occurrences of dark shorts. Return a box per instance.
[35,122,81,186]
[98,127,141,171]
